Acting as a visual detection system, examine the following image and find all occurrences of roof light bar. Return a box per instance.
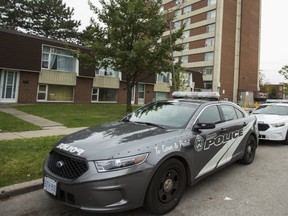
[172,91,220,101]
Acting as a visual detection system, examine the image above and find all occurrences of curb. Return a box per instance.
[0,179,42,200]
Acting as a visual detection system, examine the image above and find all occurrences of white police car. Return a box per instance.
[251,103,288,144]
[43,92,259,214]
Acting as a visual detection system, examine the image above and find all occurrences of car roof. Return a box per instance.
[260,103,288,106]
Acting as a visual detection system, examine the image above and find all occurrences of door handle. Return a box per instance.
[220,128,226,133]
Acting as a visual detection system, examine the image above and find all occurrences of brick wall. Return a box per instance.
[74,77,93,103]
[18,72,39,103]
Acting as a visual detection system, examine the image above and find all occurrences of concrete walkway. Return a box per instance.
[0,106,66,129]
[0,105,87,140]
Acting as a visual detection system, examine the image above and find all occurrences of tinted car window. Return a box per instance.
[127,102,199,128]
[235,107,244,118]
[197,105,221,124]
[221,105,238,121]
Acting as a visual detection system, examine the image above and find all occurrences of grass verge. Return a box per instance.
[0,111,41,132]
[0,136,64,187]
[14,104,137,128]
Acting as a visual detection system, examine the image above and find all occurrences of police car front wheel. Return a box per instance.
[239,135,256,164]
[144,158,186,215]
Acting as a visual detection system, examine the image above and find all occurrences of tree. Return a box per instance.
[80,0,183,112]
[0,0,28,30]
[279,65,288,80]
[25,0,80,42]
[0,0,80,43]
[268,86,278,99]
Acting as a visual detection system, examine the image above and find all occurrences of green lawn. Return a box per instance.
[0,136,64,187]
[0,111,41,132]
[14,104,138,128]
[0,104,140,187]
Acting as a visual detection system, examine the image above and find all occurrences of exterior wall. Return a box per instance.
[219,0,237,100]
[74,77,93,103]
[18,72,39,103]
[0,30,41,72]
[118,82,127,104]
[238,0,260,95]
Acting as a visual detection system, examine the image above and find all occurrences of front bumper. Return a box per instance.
[43,159,154,213]
[44,170,153,213]
[258,125,287,141]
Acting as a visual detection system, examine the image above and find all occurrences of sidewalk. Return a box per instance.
[0,105,87,140]
[0,105,87,200]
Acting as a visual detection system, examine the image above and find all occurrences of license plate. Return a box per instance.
[44,176,57,196]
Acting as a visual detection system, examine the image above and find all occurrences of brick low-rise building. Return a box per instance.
[0,29,203,104]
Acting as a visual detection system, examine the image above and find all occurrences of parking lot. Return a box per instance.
[1,141,288,216]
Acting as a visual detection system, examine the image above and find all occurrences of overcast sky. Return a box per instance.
[63,0,288,84]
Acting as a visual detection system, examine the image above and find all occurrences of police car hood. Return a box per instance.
[54,121,178,160]
[254,114,288,124]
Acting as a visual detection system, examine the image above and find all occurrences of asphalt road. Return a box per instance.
[1,142,288,216]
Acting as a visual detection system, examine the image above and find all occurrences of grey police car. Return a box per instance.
[43,92,259,215]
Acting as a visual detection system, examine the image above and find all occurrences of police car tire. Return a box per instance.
[239,135,256,164]
[144,158,186,215]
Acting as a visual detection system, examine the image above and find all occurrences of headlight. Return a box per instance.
[95,153,148,172]
[271,122,285,127]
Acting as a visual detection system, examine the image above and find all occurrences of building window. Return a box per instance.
[183,5,192,14]
[37,85,47,101]
[182,18,191,25]
[42,45,78,73]
[203,67,213,75]
[207,10,216,19]
[204,52,214,61]
[174,21,181,29]
[182,43,189,50]
[181,56,189,63]
[182,30,190,38]
[37,84,74,101]
[175,9,181,17]
[176,0,182,5]
[154,92,169,100]
[208,0,217,5]
[92,88,118,102]
[204,81,212,89]
[207,24,215,33]
[157,72,170,83]
[205,38,215,47]
[96,67,120,78]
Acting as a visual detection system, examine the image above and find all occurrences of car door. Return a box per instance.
[191,104,227,179]
[219,104,247,161]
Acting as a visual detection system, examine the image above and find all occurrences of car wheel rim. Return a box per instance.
[158,169,180,203]
[247,141,255,159]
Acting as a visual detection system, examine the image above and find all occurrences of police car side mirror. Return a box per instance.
[193,123,215,131]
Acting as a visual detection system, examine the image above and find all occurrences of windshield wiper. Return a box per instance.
[133,121,165,129]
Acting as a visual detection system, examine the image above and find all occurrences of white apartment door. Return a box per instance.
[138,84,145,105]
[131,85,135,104]
[0,71,19,103]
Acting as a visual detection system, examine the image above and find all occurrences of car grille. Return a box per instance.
[258,123,270,131]
[47,150,88,180]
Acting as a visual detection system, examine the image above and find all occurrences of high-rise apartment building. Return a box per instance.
[163,0,261,103]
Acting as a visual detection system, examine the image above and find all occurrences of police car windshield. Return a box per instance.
[253,104,288,115]
[126,101,199,129]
